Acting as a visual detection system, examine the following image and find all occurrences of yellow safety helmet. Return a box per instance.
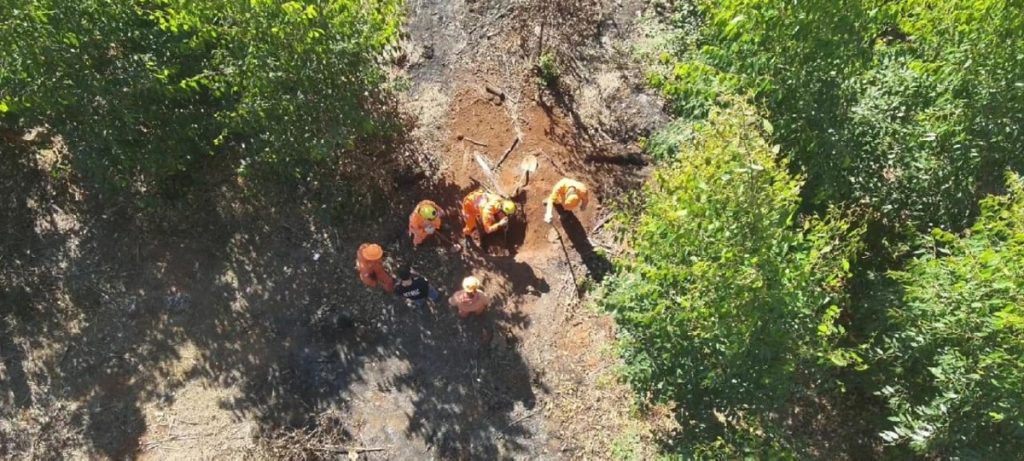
[462,276,482,292]
[419,204,438,220]
[501,200,516,215]
[564,192,582,209]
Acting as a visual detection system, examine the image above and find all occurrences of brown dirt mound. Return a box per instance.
[444,88,599,262]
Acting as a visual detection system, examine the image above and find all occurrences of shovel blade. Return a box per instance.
[512,154,540,196]
[520,154,538,173]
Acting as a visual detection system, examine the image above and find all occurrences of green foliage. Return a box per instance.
[537,51,559,87]
[0,0,402,191]
[602,100,862,453]
[651,0,1024,235]
[610,429,646,461]
[677,430,801,460]
[877,173,1024,457]
[632,1,1024,457]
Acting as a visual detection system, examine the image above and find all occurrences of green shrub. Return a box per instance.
[537,51,559,87]
[0,0,402,191]
[634,1,1024,457]
[602,99,862,453]
[840,46,979,231]
[877,172,1024,457]
[652,0,1024,236]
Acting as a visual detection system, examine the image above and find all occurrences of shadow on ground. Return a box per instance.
[554,207,612,289]
[0,127,555,459]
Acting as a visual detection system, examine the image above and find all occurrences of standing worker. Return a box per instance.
[355,243,394,293]
[448,276,491,318]
[395,266,442,309]
[461,189,516,238]
[409,200,442,248]
[544,178,589,224]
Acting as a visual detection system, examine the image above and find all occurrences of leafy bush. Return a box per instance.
[877,173,1024,457]
[634,1,1024,457]
[602,100,861,454]
[650,0,1024,235]
[537,51,559,87]
[0,0,402,191]
[840,46,979,232]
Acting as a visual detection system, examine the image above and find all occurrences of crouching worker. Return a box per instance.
[544,178,589,224]
[395,266,441,308]
[448,276,490,318]
[409,200,442,248]
[461,190,516,238]
[356,243,394,293]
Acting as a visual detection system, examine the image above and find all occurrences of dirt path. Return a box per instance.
[322,1,669,458]
[1,1,669,460]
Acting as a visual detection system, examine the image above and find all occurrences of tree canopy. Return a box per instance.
[0,0,402,192]
[611,0,1024,456]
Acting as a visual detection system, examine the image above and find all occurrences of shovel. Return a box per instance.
[512,153,539,197]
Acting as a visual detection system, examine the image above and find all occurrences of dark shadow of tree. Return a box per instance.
[1,135,81,457]
[1,126,554,459]
[353,177,552,459]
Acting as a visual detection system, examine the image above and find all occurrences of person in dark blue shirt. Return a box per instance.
[394,266,441,309]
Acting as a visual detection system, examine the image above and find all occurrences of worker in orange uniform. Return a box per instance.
[544,178,589,224]
[448,276,491,318]
[355,243,394,293]
[461,189,516,238]
[408,200,442,247]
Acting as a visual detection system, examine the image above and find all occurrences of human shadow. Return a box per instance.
[556,207,612,283]
[50,186,235,457]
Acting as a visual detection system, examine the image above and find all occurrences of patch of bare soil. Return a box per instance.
[345,0,671,458]
[1,1,672,460]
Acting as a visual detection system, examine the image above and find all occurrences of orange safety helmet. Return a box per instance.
[360,243,384,261]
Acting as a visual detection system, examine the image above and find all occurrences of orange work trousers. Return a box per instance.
[462,191,502,236]
[356,258,393,292]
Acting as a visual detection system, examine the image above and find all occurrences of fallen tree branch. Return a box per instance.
[485,85,506,102]
[591,214,614,234]
[494,136,520,170]
[141,435,200,451]
[509,411,537,427]
[311,446,386,453]
[457,134,488,147]
[498,411,538,440]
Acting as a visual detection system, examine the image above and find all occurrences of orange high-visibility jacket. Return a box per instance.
[409,200,442,246]
[548,178,589,210]
[462,190,507,235]
[356,244,394,292]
